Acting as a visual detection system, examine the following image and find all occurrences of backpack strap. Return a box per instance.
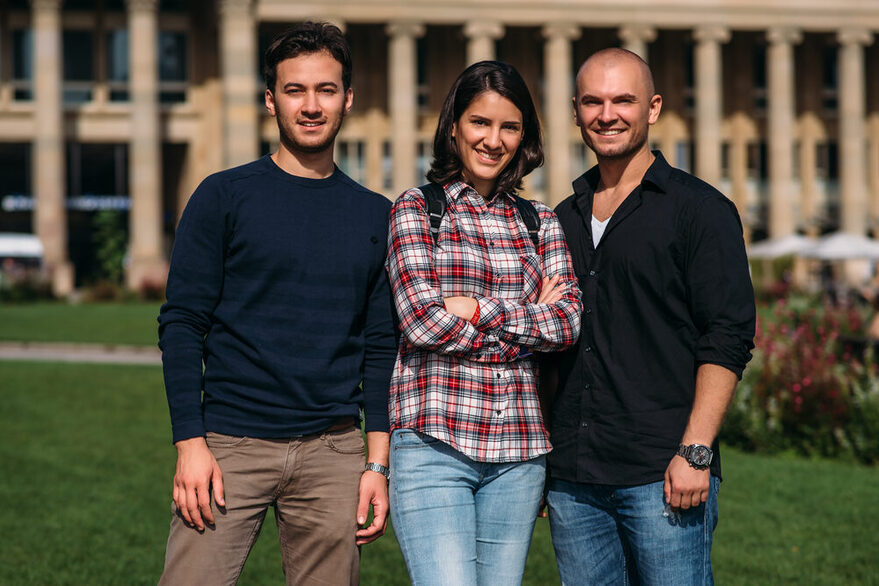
[419,182,447,244]
[420,182,541,249]
[512,195,542,250]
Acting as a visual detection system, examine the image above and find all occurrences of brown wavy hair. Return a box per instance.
[426,61,543,196]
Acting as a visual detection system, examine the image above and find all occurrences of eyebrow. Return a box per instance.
[282,81,340,90]
[580,93,639,102]
[468,113,522,126]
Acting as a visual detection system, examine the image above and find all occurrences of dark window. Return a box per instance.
[159,30,188,103]
[0,143,32,233]
[12,29,33,100]
[106,29,129,101]
[66,143,129,197]
[63,29,95,103]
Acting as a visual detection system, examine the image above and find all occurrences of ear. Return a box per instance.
[344,87,354,115]
[572,95,580,124]
[452,120,457,140]
[647,94,662,125]
[265,89,276,117]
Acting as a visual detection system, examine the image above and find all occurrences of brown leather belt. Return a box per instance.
[325,417,358,433]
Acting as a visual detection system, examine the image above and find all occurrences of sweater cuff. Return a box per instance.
[171,420,207,445]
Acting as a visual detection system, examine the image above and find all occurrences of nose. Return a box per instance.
[598,102,616,123]
[483,126,502,149]
[302,91,321,116]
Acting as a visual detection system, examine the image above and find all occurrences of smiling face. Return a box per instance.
[573,51,661,162]
[264,50,353,157]
[452,90,524,197]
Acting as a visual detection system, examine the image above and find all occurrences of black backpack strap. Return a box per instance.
[512,196,542,250]
[419,182,447,244]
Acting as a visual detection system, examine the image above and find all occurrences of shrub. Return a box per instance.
[724,295,879,464]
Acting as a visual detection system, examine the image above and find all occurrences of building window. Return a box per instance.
[106,29,129,102]
[63,29,95,104]
[821,44,838,114]
[158,30,188,103]
[11,29,33,101]
[752,43,767,114]
[337,141,366,185]
[0,143,32,233]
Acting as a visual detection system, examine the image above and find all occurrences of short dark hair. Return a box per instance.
[427,61,543,196]
[263,22,352,92]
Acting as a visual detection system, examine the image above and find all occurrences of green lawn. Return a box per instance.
[0,302,161,346]
[1,360,877,585]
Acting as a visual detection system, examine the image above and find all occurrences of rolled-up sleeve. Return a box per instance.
[685,196,756,378]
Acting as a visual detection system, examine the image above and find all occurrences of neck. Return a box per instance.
[463,173,496,201]
[595,144,654,192]
[272,143,336,179]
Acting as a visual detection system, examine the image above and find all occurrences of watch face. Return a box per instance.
[691,445,712,466]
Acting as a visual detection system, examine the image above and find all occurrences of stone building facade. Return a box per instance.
[0,0,877,294]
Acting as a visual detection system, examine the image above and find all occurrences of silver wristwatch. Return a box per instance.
[676,443,713,469]
[363,462,390,480]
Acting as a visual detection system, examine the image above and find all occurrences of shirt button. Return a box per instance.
[588,270,596,276]
[496,373,501,379]
[580,422,589,428]
[496,410,502,415]
[584,383,591,390]
[585,307,592,314]
[584,346,593,352]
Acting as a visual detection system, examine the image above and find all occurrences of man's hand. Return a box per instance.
[663,455,710,510]
[355,470,389,545]
[172,437,225,531]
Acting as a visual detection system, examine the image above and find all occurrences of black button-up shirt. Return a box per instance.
[548,152,756,486]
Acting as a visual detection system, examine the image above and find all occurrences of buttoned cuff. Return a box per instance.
[473,296,505,331]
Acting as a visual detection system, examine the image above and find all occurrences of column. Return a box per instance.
[766,27,801,238]
[693,26,730,188]
[386,21,424,197]
[837,27,873,235]
[543,23,581,206]
[618,24,656,62]
[464,21,504,65]
[219,0,259,167]
[126,0,166,290]
[31,0,73,297]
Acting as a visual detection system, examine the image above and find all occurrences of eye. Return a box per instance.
[472,119,488,126]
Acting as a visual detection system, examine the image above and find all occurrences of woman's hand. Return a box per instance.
[537,275,565,305]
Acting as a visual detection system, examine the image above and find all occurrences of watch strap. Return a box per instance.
[364,462,390,480]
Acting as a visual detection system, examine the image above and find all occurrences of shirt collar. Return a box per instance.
[446,179,517,205]
[572,149,672,200]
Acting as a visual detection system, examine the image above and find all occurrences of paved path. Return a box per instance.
[0,341,161,365]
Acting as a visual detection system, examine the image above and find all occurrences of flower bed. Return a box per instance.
[723,295,879,464]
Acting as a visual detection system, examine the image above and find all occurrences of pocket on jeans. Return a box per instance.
[324,429,366,455]
[392,429,441,450]
[205,432,248,449]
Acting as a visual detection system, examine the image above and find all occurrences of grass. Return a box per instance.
[0,301,161,346]
[1,360,877,585]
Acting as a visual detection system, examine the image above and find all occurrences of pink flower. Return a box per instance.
[792,383,802,393]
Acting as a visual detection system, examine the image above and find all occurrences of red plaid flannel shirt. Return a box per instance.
[386,181,582,462]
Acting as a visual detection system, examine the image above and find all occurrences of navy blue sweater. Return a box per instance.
[158,156,396,443]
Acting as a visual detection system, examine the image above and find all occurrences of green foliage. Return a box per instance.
[723,294,879,463]
[92,210,128,285]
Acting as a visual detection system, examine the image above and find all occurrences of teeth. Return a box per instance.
[596,129,623,135]
[476,150,500,161]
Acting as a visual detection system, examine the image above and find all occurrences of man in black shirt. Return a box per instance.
[546,48,756,585]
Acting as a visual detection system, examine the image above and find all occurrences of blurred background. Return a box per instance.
[0,0,877,297]
[1,2,878,584]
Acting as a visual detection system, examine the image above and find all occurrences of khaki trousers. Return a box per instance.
[159,426,364,586]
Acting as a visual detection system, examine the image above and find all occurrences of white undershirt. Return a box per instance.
[591,215,610,248]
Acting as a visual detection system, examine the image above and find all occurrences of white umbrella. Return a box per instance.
[747,234,816,259]
[800,232,879,260]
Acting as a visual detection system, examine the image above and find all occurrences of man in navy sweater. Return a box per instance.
[157,22,396,585]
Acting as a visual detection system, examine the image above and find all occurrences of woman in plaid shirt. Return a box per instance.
[386,61,582,585]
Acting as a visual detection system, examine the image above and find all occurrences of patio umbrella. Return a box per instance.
[800,232,879,260]
[747,234,816,259]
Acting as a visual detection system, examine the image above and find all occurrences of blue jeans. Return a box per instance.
[389,429,546,586]
[547,476,720,586]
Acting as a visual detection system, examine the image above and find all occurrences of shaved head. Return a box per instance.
[577,48,656,98]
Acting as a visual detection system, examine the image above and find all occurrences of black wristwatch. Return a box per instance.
[677,443,713,470]
[363,462,391,480]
